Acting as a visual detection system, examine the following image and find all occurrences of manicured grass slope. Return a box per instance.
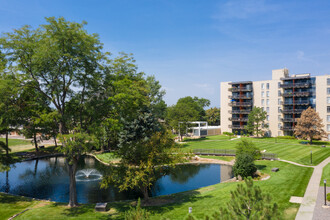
[3,161,312,220]
[182,136,330,165]
[321,163,330,186]
[0,138,31,146]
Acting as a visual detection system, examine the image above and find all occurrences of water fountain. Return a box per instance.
[75,169,103,182]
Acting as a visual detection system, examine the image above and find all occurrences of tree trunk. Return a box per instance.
[33,132,39,152]
[68,160,78,207]
[310,137,313,145]
[5,132,9,157]
[54,135,57,147]
[142,187,149,202]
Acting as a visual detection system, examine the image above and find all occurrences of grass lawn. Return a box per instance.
[199,155,235,162]
[1,160,313,220]
[0,138,32,153]
[94,152,120,164]
[181,135,330,166]
[321,163,330,186]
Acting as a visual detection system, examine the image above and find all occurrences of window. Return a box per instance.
[328,88,330,95]
[261,99,264,105]
[278,131,281,136]
[327,115,330,122]
[266,99,269,106]
[328,78,330,85]
[278,90,281,96]
[266,83,269,89]
[261,83,265,89]
[328,134,330,141]
[278,107,282,113]
[327,125,330,132]
[328,106,330,113]
[266,91,270,97]
[328,97,330,104]
[278,123,281,129]
[266,107,269,113]
[261,91,265,98]
[278,115,281,120]
[278,82,281,88]
[262,107,264,111]
[267,115,269,121]
[278,98,281,105]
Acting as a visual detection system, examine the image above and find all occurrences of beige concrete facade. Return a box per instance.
[220,68,330,140]
[315,75,330,140]
[220,82,231,133]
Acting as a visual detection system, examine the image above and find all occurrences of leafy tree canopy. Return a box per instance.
[294,107,326,144]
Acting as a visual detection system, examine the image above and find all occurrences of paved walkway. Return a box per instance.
[312,186,330,220]
[295,157,330,220]
[279,159,314,168]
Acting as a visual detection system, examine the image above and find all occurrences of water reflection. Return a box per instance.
[0,157,232,203]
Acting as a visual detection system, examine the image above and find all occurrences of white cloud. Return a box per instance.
[214,0,279,20]
[193,83,215,95]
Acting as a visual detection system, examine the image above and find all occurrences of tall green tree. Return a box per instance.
[57,131,93,207]
[0,17,107,207]
[246,107,268,137]
[205,107,220,125]
[0,73,21,157]
[102,111,183,201]
[167,96,210,140]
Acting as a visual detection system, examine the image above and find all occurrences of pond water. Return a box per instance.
[0,156,233,204]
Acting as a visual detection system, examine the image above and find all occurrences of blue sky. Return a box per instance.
[1,0,330,107]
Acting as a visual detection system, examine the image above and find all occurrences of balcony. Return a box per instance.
[280,82,311,89]
[229,125,245,129]
[228,87,253,92]
[282,109,305,114]
[281,92,310,97]
[229,102,253,107]
[229,117,249,122]
[283,100,310,105]
[228,95,252,99]
[280,126,294,131]
[281,118,298,122]
[228,110,251,114]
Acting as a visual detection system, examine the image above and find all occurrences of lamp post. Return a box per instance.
[324,179,327,206]
[310,151,312,165]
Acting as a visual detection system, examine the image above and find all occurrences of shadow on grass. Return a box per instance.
[0,193,32,204]
[256,165,267,171]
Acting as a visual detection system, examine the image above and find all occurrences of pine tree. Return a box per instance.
[217,177,282,220]
[294,107,326,144]
[246,107,268,137]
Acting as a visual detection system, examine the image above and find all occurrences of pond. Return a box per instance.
[0,156,233,204]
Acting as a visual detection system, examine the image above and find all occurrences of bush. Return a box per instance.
[125,198,150,220]
[236,139,261,160]
[223,132,234,136]
[327,193,330,201]
[233,154,257,178]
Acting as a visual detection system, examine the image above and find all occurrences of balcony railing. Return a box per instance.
[280,126,294,131]
[283,100,310,105]
[229,102,253,107]
[228,125,245,129]
[229,117,249,122]
[281,92,310,97]
[228,110,251,114]
[281,118,298,122]
[280,82,311,88]
[228,95,252,99]
[282,109,305,114]
[228,87,253,92]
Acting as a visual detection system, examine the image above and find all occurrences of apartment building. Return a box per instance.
[220,68,330,140]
